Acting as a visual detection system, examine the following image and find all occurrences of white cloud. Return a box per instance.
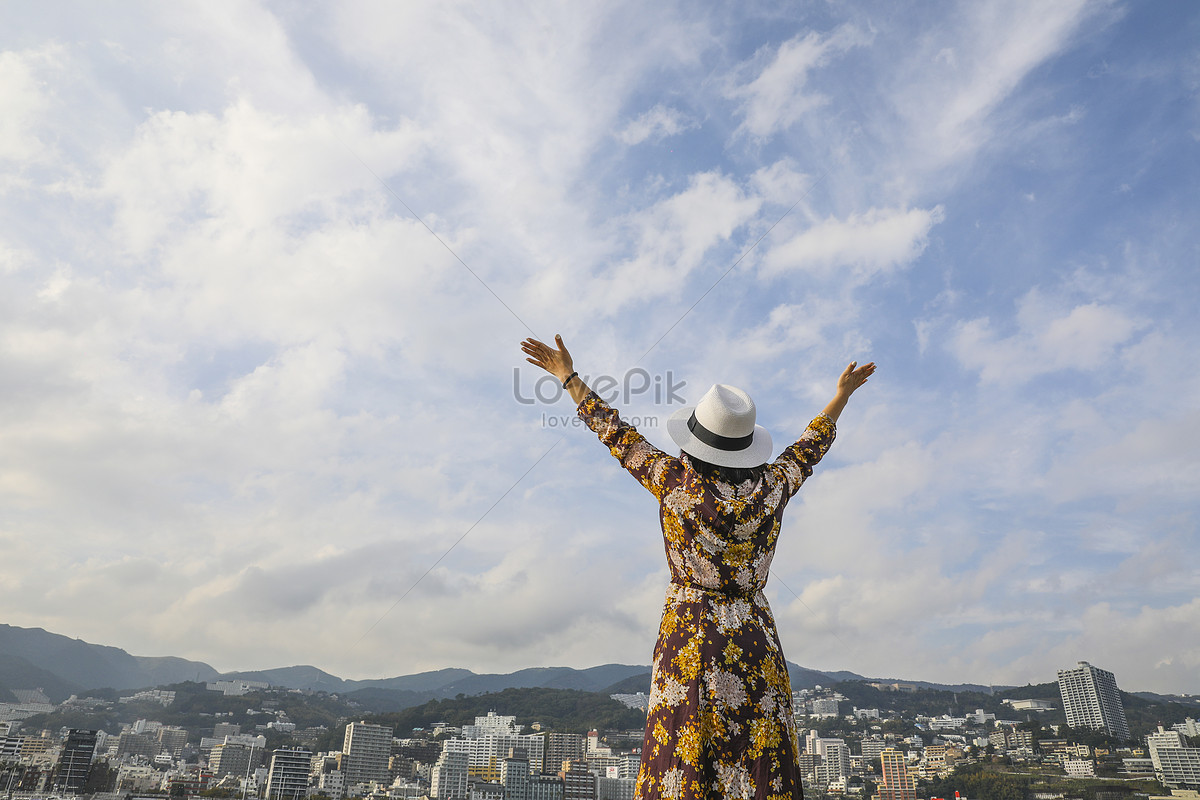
[0,0,1196,694]
[0,47,60,167]
[322,1,716,287]
[760,206,944,282]
[100,101,426,255]
[729,300,850,362]
[585,170,762,309]
[950,289,1145,384]
[749,159,815,206]
[618,104,697,145]
[1041,408,1200,505]
[728,25,870,140]
[891,0,1099,169]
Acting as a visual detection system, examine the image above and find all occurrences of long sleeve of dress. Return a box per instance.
[577,391,679,501]
[769,413,836,498]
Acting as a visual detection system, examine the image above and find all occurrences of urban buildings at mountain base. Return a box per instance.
[2,660,1198,800]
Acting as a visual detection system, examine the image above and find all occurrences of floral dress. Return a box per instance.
[578,391,836,800]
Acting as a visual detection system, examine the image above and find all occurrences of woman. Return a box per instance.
[521,335,874,800]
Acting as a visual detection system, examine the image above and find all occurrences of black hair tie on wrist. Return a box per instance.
[562,371,579,389]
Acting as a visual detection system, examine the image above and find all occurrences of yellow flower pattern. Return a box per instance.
[578,392,836,800]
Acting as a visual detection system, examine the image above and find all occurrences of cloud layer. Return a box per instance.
[1,0,1197,693]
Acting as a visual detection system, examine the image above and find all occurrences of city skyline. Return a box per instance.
[5,693,1199,799]
[1,2,1198,693]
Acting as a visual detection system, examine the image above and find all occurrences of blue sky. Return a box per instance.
[1,1,1197,693]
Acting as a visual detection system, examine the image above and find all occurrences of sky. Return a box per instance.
[1,1,1198,695]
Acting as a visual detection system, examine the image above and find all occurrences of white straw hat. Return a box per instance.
[667,384,773,469]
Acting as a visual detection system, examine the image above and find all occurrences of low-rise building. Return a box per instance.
[1172,720,1200,739]
[1003,699,1055,712]
[1147,728,1200,789]
[1123,757,1156,778]
[529,773,564,800]
[206,680,269,696]
[925,716,967,731]
[812,699,840,718]
[116,764,162,793]
[470,781,505,800]
[597,776,635,800]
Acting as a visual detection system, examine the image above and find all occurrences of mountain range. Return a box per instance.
[0,622,1125,715]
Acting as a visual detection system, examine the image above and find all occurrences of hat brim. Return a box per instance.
[667,405,773,469]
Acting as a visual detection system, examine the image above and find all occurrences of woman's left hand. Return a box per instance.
[836,360,875,399]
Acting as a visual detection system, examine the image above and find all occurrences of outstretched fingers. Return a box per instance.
[521,339,552,370]
[838,360,876,395]
[520,335,571,378]
[852,361,876,388]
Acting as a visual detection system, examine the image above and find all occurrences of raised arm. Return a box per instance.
[820,360,876,423]
[519,334,679,499]
[770,359,876,497]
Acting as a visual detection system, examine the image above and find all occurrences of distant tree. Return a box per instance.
[1057,724,1124,750]
[1016,719,1043,736]
[312,724,347,754]
[366,687,646,735]
[922,764,1028,800]
[263,728,299,751]
[810,716,856,738]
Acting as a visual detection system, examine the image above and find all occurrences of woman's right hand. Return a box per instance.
[520,334,574,384]
[520,334,591,404]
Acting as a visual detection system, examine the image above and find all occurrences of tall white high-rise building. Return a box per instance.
[804,730,850,780]
[820,740,851,781]
[432,749,470,800]
[1056,662,1130,739]
[342,721,394,788]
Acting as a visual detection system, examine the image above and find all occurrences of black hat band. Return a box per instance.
[687,412,754,452]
